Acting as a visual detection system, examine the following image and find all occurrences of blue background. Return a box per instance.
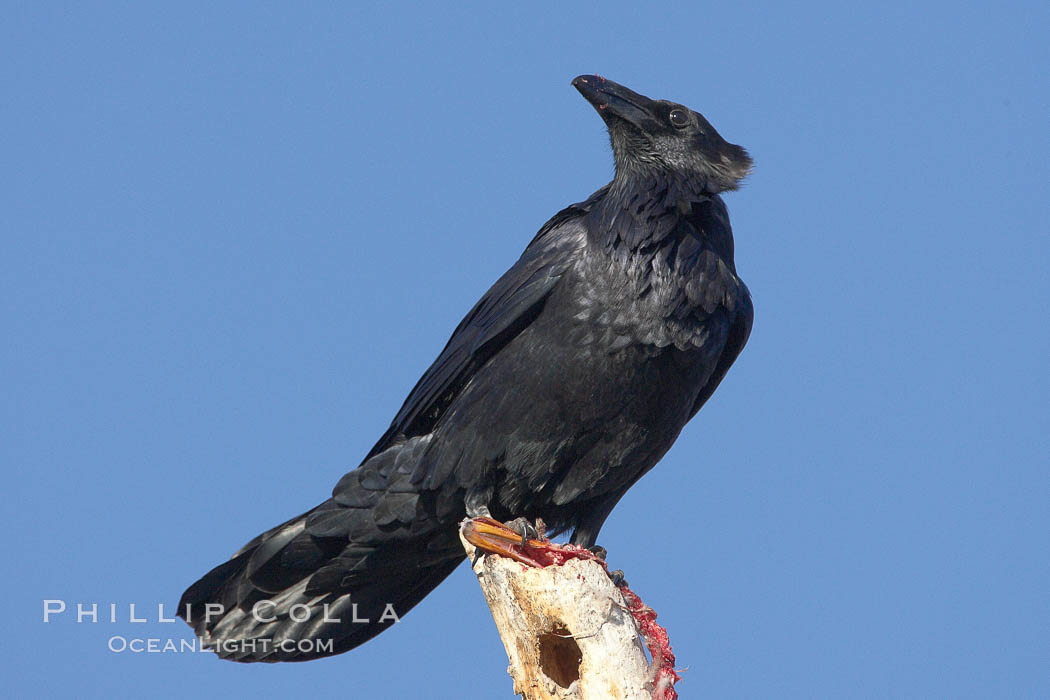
[4,3,1047,698]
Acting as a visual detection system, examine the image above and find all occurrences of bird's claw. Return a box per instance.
[461,517,610,573]
[504,516,541,547]
[588,545,608,561]
[461,516,547,567]
[608,569,628,587]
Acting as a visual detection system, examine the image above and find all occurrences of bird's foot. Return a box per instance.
[608,569,628,587]
[461,516,548,567]
[503,516,545,547]
[587,545,608,561]
[461,516,609,570]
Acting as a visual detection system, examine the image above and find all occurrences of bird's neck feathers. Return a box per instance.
[587,171,710,253]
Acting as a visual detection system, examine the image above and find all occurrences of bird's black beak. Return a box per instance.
[572,75,655,129]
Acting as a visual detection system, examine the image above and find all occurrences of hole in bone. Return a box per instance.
[537,624,582,689]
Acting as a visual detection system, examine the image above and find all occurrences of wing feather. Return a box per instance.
[363,192,603,460]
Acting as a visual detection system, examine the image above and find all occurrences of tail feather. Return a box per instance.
[178,438,465,662]
[178,507,463,662]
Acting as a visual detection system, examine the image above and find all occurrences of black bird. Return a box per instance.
[179,75,754,662]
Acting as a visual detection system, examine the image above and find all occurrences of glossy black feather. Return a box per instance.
[178,76,753,662]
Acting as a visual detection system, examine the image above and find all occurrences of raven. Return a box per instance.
[179,75,754,662]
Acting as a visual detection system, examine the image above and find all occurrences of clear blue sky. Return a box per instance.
[4,3,1047,698]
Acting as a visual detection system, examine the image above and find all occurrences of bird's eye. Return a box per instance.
[668,108,690,128]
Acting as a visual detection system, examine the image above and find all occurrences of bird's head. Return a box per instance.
[572,75,752,193]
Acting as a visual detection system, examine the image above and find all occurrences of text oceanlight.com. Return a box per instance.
[106,636,335,654]
[42,599,400,654]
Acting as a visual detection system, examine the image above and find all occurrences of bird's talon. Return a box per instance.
[504,516,539,547]
[461,516,546,567]
[609,569,628,587]
[588,545,608,561]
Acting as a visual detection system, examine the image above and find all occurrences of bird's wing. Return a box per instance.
[686,196,754,419]
[363,193,601,461]
[688,289,752,420]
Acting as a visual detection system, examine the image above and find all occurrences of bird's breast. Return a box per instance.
[558,242,740,359]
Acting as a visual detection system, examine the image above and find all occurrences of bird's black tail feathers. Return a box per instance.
[178,500,463,662]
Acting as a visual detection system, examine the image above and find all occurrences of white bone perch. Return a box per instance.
[459,521,678,700]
